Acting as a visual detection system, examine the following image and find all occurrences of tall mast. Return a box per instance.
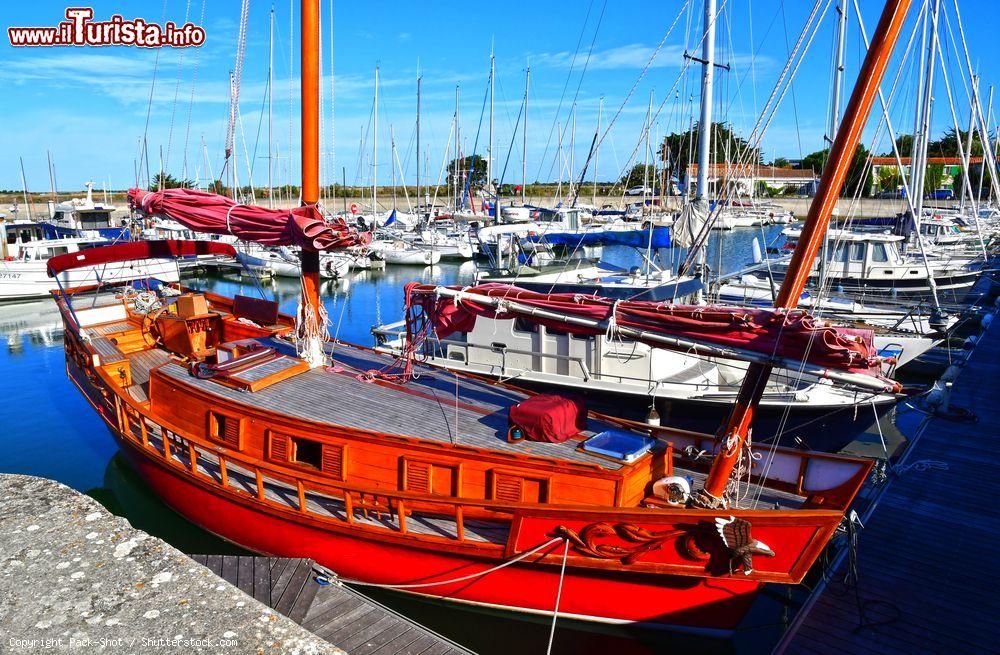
[373,65,379,218]
[693,0,718,302]
[19,156,34,221]
[594,96,602,206]
[556,122,563,198]
[522,65,529,205]
[910,0,941,224]
[390,125,397,208]
[268,5,275,208]
[416,71,422,217]
[822,0,849,286]
[488,52,495,215]
[644,92,652,214]
[694,0,912,508]
[571,102,577,199]
[299,0,324,367]
[829,1,849,143]
[454,84,461,210]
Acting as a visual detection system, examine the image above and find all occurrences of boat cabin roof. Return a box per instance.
[783,227,904,243]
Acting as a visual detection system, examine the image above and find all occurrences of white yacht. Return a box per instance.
[373,312,900,451]
[772,227,981,301]
[0,224,179,301]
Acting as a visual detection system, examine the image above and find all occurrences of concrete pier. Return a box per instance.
[0,474,339,654]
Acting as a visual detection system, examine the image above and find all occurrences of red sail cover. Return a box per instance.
[405,283,887,378]
[47,240,237,276]
[128,188,371,251]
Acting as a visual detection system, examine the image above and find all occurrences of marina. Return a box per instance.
[2,0,1000,653]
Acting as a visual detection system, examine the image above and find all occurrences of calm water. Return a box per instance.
[0,225,899,654]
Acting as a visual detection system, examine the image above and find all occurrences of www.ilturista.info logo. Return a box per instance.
[8,7,206,48]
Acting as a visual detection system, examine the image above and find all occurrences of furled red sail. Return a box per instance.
[405,283,894,384]
[128,188,371,251]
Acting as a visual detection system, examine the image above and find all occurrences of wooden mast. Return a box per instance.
[299,0,324,367]
[693,0,913,508]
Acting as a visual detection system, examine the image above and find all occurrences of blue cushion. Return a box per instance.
[581,430,656,462]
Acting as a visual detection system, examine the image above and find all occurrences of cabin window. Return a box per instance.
[833,243,849,262]
[39,246,70,260]
[871,244,889,262]
[293,437,323,469]
[850,243,866,261]
[513,318,538,334]
[208,411,242,450]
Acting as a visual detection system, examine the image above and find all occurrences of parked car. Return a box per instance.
[625,186,654,196]
[875,189,906,199]
[927,189,954,200]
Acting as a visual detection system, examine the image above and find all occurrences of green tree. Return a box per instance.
[928,127,988,158]
[447,155,488,190]
[924,163,945,194]
[800,144,874,197]
[149,172,194,191]
[877,166,902,192]
[658,122,761,178]
[770,157,791,168]
[619,164,657,188]
[881,134,914,157]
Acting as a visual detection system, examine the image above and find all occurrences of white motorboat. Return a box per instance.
[0,231,179,301]
[368,238,442,266]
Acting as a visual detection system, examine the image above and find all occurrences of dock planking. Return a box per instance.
[776,316,1000,654]
[190,554,474,655]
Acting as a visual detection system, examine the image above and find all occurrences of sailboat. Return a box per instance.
[47,0,912,635]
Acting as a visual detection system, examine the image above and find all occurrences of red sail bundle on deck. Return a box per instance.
[405,283,889,380]
[129,188,371,251]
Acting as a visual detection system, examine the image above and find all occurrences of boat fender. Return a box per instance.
[652,476,692,506]
[981,313,994,330]
[941,365,961,383]
[645,404,660,426]
[962,335,978,350]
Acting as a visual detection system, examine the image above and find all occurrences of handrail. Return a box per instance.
[109,379,521,541]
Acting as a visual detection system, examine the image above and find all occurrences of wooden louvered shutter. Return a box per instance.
[210,412,242,450]
[321,444,345,480]
[404,460,432,494]
[269,432,289,462]
[493,473,523,503]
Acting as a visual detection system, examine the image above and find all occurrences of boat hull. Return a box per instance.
[67,350,762,635]
[114,431,759,634]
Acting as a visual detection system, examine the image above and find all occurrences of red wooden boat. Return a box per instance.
[48,0,913,637]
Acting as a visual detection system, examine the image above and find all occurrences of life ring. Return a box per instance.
[350,202,359,215]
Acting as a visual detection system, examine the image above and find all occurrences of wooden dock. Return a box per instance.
[775,316,999,654]
[190,555,474,655]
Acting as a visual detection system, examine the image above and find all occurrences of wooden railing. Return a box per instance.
[109,384,517,552]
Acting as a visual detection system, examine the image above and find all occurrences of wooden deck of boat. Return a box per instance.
[776,318,999,654]
[157,340,628,470]
[190,555,473,655]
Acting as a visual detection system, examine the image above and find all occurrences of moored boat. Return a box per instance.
[47,0,913,636]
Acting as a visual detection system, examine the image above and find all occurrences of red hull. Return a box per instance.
[115,435,759,634]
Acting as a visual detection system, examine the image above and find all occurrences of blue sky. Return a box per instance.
[1,0,996,192]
